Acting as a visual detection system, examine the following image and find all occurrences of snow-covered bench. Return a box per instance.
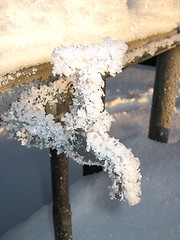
[0,2,180,239]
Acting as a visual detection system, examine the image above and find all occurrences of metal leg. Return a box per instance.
[149,46,180,142]
[50,150,72,240]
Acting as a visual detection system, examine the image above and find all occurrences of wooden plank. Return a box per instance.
[127,29,177,51]
[124,31,180,67]
[0,63,52,93]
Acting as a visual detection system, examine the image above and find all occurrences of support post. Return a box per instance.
[50,150,72,240]
[45,82,73,240]
[148,46,180,142]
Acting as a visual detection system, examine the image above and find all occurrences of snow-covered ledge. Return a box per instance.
[0,28,179,94]
[0,24,179,207]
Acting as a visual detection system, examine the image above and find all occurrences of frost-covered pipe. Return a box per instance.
[52,38,141,205]
[2,38,141,205]
[46,87,73,240]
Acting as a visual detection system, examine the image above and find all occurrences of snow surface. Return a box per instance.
[0,0,180,74]
[0,64,180,239]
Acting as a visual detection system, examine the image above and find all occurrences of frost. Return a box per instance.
[2,38,141,205]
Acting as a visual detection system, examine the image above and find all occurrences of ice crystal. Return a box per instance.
[2,38,141,205]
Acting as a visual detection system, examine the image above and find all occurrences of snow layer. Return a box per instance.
[0,0,180,74]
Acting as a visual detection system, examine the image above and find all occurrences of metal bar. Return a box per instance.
[148,46,180,142]
[50,150,72,240]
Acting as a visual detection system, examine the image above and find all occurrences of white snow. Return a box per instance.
[0,64,180,239]
[0,0,179,75]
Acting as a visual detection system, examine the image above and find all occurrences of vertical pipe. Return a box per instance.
[148,46,180,142]
[50,150,72,240]
[46,85,73,240]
